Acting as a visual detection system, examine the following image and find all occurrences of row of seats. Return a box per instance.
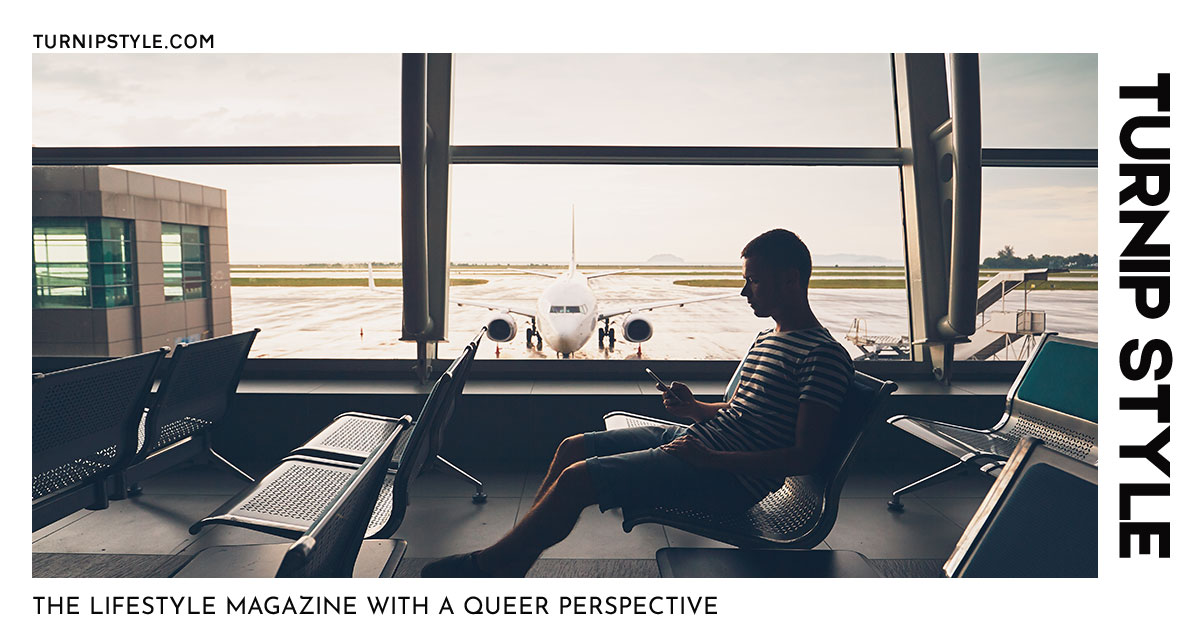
[173,328,487,578]
[32,329,259,532]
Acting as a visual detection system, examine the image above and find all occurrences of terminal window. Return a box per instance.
[162,223,208,302]
[33,218,134,309]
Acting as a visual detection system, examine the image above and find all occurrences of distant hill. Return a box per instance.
[646,253,686,265]
[813,253,902,267]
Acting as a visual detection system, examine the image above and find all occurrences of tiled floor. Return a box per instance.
[32,460,994,577]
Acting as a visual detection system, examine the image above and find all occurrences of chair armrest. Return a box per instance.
[886,414,994,434]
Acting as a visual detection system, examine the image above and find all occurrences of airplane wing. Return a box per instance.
[454,299,537,320]
[510,269,559,279]
[583,269,640,280]
[597,292,741,321]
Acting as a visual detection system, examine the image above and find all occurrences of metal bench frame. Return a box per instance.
[118,329,260,498]
[885,333,1097,511]
[174,418,410,578]
[33,349,167,532]
[289,328,486,502]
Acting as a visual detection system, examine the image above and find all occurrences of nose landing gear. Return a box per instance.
[526,324,543,351]
[599,324,616,351]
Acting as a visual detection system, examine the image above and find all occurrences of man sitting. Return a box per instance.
[422,228,853,577]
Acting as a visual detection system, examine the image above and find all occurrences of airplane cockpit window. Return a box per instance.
[550,306,584,314]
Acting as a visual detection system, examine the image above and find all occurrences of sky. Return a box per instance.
[31,53,1097,264]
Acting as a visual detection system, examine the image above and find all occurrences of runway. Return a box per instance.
[230,272,1098,359]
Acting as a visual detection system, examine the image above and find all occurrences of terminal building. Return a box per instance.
[31,53,1099,582]
[32,166,232,356]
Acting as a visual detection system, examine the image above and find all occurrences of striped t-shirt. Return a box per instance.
[688,326,853,498]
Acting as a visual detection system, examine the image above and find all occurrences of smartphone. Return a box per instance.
[645,368,680,401]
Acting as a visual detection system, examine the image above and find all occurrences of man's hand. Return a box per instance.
[659,381,700,417]
[659,434,718,469]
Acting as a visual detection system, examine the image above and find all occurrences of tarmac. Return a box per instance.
[231,271,1097,360]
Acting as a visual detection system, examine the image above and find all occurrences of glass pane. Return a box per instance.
[980,54,1097,148]
[182,244,205,263]
[453,54,896,146]
[113,164,402,357]
[33,54,401,146]
[183,264,207,281]
[181,225,203,244]
[966,167,1097,359]
[90,263,132,285]
[33,221,88,263]
[162,231,182,263]
[89,239,131,263]
[96,286,134,308]
[183,282,207,300]
[450,164,905,360]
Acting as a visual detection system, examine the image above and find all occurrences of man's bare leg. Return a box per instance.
[475,460,598,577]
[532,435,587,503]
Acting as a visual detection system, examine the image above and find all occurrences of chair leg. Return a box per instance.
[108,471,129,500]
[87,480,110,511]
[887,460,971,512]
[208,448,256,483]
[434,455,487,503]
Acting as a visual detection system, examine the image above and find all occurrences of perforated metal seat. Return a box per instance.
[188,413,415,539]
[32,349,166,531]
[615,372,897,549]
[120,330,260,497]
[175,418,411,578]
[885,333,1097,511]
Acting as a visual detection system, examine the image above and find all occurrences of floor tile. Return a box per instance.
[823,497,964,560]
[839,471,908,498]
[32,493,233,555]
[138,463,253,496]
[33,509,93,543]
[663,527,733,549]
[410,470,525,499]
[921,496,987,529]
[393,497,522,557]
[515,497,668,559]
[897,468,996,498]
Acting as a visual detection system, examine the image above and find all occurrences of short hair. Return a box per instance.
[741,229,812,282]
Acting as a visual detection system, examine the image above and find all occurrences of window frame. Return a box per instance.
[31,53,1096,379]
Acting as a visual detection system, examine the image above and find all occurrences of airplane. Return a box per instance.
[369,211,739,358]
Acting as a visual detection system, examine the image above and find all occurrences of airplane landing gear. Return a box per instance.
[599,324,616,351]
[527,324,543,351]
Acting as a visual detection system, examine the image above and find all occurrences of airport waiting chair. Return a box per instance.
[33,349,167,531]
[190,356,462,541]
[173,418,410,578]
[289,328,488,502]
[609,372,898,548]
[944,435,1098,577]
[656,436,1096,578]
[885,333,1097,511]
[119,329,261,498]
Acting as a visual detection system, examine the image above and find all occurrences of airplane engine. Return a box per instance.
[484,313,519,343]
[621,314,654,343]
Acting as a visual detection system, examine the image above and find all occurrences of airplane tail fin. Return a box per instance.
[367,262,376,290]
[569,204,577,275]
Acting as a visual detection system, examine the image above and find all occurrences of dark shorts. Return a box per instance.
[582,425,761,513]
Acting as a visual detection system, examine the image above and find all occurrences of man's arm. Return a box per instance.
[660,382,730,422]
[661,400,837,478]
